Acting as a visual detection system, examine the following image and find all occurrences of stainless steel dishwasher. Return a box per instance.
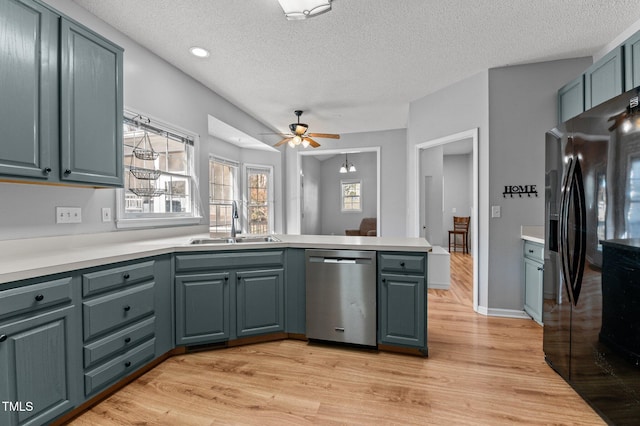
[305,249,377,347]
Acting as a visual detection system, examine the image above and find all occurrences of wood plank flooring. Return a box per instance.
[67,253,605,425]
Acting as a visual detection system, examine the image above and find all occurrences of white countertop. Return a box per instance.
[521,226,544,244]
[0,231,431,285]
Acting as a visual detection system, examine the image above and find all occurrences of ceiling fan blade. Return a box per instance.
[304,137,321,148]
[273,137,293,147]
[308,133,340,139]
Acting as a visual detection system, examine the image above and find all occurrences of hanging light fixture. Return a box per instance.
[277,0,332,20]
[340,153,356,173]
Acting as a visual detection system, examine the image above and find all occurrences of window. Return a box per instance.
[627,157,640,237]
[341,180,362,212]
[119,112,199,227]
[209,157,239,235]
[246,166,273,234]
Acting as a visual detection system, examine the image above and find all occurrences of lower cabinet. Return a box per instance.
[523,241,544,324]
[175,272,230,345]
[174,250,285,346]
[377,252,428,353]
[0,280,81,426]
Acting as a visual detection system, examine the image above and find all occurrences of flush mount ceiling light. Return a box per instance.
[189,46,210,58]
[277,0,332,20]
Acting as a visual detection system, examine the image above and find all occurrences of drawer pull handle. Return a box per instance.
[400,262,406,267]
[528,249,534,253]
[34,294,44,302]
[124,337,131,344]
[123,273,130,279]
[123,305,131,312]
[0,335,7,343]
[124,361,131,368]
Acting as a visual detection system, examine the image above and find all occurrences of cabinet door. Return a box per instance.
[0,0,57,180]
[60,19,123,186]
[175,273,230,345]
[585,46,624,110]
[0,305,80,426]
[236,269,284,337]
[557,75,584,124]
[379,273,426,349]
[625,31,640,90]
[524,258,544,324]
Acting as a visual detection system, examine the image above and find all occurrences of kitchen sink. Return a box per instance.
[189,236,280,245]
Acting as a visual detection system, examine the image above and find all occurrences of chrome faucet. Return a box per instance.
[231,200,239,238]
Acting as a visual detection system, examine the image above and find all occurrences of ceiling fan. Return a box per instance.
[272,110,340,148]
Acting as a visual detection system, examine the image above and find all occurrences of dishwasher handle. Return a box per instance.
[309,256,372,265]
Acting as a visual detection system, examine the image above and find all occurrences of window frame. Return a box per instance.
[244,163,274,235]
[340,179,363,213]
[209,155,240,235]
[116,110,201,229]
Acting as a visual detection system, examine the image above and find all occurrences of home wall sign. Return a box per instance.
[503,185,538,198]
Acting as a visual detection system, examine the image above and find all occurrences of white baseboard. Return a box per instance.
[474,305,532,320]
[428,282,450,290]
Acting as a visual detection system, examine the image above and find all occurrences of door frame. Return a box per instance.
[412,128,479,311]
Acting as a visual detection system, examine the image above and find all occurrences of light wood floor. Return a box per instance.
[68,253,605,425]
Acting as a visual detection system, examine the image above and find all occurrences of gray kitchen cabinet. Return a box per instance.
[59,18,123,186]
[285,248,305,335]
[557,75,584,124]
[523,241,544,324]
[378,252,428,353]
[625,31,640,90]
[0,277,82,426]
[174,250,286,345]
[0,0,123,187]
[236,269,285,337]
[0,0,58,181]
[175,272,230,345]
[584,46,624,110]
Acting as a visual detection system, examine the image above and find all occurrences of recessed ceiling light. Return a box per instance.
[189,46,210,58]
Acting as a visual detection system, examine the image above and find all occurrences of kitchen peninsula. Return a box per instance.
[0,229,430,426]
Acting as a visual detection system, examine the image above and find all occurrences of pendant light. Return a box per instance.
[340,153,356,173]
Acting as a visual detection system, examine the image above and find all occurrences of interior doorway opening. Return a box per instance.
[414,129,479,311]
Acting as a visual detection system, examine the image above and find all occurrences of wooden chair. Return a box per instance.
[448,216,470,254]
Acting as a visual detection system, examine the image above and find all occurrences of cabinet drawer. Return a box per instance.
[175,250,284,272]
[83,316,156,368]
[84,337,155,396]
[0,277,72,319]
[524,241,544,263]
[82,260,155,297]
[379,253,425,274]
[82,282,155,340]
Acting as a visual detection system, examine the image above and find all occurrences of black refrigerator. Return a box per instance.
[544,87,640,425]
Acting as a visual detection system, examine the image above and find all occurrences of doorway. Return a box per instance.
[413,129,479,312]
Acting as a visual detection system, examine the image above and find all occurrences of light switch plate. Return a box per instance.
[491,205,501,218]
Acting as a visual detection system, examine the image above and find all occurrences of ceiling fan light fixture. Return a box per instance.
[292,135,303,145]
[302,138,310,148]
[277,0,332,20]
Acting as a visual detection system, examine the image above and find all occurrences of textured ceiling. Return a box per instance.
[73,0,640,136]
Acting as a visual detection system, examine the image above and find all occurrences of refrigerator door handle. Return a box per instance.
[559,157,574,305]
[560,156,587,306]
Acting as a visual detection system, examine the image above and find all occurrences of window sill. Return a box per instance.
[115,216,203,230]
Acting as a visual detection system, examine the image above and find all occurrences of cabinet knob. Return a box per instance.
[34,294,44,302]
[382,278,387,283]
[43,167,52,175]
[123,273,130,280]
[537,266,544,271]
[0,334,7,343]
[64,169,71,175]
[124,337,131,344]
[400,262,406,267]
[224,276,229,281]
[123,305,131,312]
[124,361,131,368]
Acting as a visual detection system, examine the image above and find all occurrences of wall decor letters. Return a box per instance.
[503,185,538,198]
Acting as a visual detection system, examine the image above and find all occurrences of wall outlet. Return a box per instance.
[491,205,501,218]
[452,207,457,213]
[56,207,82,224]
[102,207,112,223]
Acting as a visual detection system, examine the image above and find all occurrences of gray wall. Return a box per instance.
[486,58,591,311]
[0,0,282,241]
[320,152,377,236]
[443,153,473,249]
[301,156,322,235]
[286,129,406,237]
[420,146,444,244]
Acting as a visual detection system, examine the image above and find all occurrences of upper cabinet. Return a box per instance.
[0,0,124,187]
[624,31,640,90]
[584,46,624,110]
[557,75,584,124]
